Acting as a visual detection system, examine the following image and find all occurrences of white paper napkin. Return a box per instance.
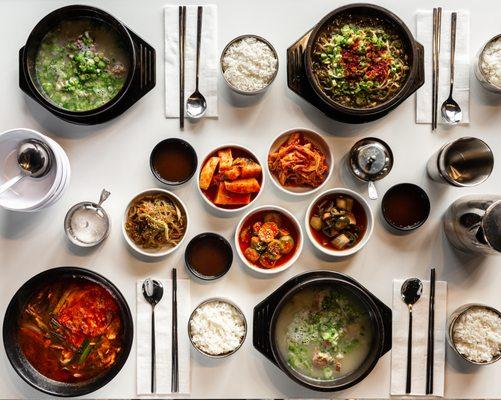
[416,10,470,124]
[136,278,191,395]
[164,5,218,118]
[391,279,447,397]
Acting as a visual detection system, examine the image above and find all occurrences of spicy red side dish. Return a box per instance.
[17,278,123,383]
[268,133,328,189]
[239,210,298,269]
[199,147,263,209]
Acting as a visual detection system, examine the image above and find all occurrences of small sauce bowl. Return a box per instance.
[381,183,430,232]
[150,138,197,186]
[185,233,233,281]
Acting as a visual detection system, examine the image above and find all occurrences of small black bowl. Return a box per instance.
[150,138,198,186]
[381,183,431,232]
[2,267,133,397]
[185,233,233,281]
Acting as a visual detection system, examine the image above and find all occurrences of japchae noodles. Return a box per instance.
[125,194,186,249]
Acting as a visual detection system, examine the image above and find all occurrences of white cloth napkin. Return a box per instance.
[164,5,218,118]
[136,278,191,395]
[391,279,447,397]
[416,10,470,124]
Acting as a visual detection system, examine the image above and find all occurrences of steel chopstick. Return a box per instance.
[426,267,436,394]
[171,268,179,392]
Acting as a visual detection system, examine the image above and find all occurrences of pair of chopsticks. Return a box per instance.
[171,268,179,393]
[425,268,436,394]
[178,6,186,129]
[431,8,442,131]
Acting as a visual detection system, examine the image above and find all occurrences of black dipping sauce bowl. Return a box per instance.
[381,183,430,232]
[185,233,233,280]
[150,138,197,186]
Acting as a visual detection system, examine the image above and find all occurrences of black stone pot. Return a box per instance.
[3,267,133,397]
[253,270,391,392]
[19,5,155,125]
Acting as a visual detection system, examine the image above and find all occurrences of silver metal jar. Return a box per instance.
[427,137,494,187]
[444,194,501,255]
[474,34,501,94]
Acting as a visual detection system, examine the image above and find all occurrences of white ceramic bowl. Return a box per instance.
[197,144,265,215]
[122,188,189,258]
[0,128,65,211]
[305,188,374,257]
[267,128,333,197]
[235,205,303,275]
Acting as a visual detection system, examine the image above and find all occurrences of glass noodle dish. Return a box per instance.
[35,19,129,111]
[312,15,409,108]
[275,286,372,380]
[125,194,186,250]
[17,278,123,383]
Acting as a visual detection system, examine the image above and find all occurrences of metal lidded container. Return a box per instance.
[444,194,501,255]
[349,137,393,200]
[427,137,494,187]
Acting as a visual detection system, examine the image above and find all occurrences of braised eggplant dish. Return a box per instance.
[17,277,124,383]
[312,14,409,108]
[309,194,367,251]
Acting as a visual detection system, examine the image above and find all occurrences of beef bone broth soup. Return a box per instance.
[35,19,129,111]
[275,286,372,380]
[17,277,124,383]
[312,14,409,109]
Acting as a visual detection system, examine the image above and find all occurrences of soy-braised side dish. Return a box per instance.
[268,133,328,189]
[17,278,123,383]
[199,147,262,209]
[309,194,367,250]
[239,211,297,269]
[312,15,409,108]
[125,194,186,249]
[35,19,129,111]
[275,286,372,380]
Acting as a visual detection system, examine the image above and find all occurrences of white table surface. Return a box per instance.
[1,0,500,398]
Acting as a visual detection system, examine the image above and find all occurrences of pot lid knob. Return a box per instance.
[349,137,393,181]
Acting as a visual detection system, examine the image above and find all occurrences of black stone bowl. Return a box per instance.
[2,267,133,397]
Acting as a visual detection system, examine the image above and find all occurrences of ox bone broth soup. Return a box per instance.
[275,285,372,380]
[35,19,129,111]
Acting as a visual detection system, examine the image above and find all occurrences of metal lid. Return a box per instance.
[483,200,501,253]
[349,137,393,181]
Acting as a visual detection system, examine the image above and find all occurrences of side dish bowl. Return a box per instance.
[267,128,333,196]
[2,267,133,397]
[197,144,265,215]
[305,188,374,257]
[235,205,303,275]
[122,188,188,257]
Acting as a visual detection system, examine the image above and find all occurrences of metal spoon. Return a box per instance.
[142,278,164,394]
[441,12,462,125]
[0,139,52,196]
[186,6,207,119]
[401,278,423,394]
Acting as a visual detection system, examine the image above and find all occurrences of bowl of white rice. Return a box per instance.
[447,303,501,365]
[188,298,247,358]
[220,34,279,95]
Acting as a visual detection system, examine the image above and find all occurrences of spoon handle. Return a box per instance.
[195,6,203,90]
[151,307,156,393]
[98,189,111,206]
[406,307,413,394]
[0,173,25,196]
[449,12,457,92]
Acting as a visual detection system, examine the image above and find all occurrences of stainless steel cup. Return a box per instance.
[427,137,494,187]
[444,194,501,255]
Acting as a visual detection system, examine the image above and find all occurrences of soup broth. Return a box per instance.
[35,19,129,111]
[275,285,372,380]
[17,277,123,383]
